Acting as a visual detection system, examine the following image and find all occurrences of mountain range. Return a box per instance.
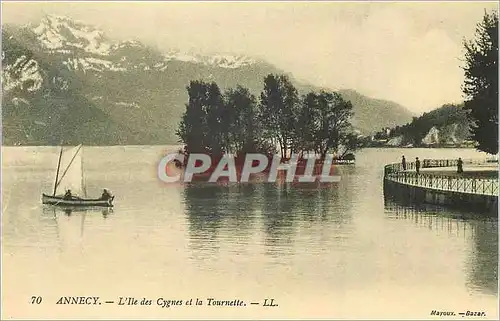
[2,15,414,146]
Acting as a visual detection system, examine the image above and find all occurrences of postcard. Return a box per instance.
[1,1,498,319]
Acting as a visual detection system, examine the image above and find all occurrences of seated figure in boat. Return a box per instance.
[63,189,72,200]
[101,189,113,200]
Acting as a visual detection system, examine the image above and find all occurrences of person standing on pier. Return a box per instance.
[457,157,464,174]
[402,155,407,171]
[415,157,421,174]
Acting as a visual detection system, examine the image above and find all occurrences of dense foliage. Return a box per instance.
[176,74,360,159]
[462,10,499,154]
[371,103,470,146]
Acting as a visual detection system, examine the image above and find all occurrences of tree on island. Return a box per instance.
[224,85,267,156]
[317,91,355,158]
[294,92,318,156]
[176,80,227,155]
[177,80,275,159]
[176,81,210,154]
[296,91,356,159]
[462,10,498,155]
[177,74,361,162]
[337,132,361,159]
[259,74,299,158]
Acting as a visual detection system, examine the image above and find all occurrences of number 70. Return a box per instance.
[30,296,42,304]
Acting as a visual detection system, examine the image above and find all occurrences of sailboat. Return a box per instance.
[41,144,114,207]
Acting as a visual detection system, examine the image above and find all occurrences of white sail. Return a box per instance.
[54,145,84,197]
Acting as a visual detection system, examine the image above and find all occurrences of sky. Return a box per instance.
[2,1,498,114]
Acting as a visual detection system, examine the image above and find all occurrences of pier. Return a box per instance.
[383,159,498,215]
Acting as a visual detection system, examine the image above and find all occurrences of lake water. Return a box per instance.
[2,146,498,319]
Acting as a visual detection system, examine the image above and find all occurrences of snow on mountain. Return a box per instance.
[163,50,256,68]
[2,55,43,93]
[29,15,256,71]
[62,57,126,73]
[112,39,143,50]
[202,54,256,69]
[32,15,111,55]
[163,49,199,63]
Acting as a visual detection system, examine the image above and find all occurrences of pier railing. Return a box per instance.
[384,159,498,196]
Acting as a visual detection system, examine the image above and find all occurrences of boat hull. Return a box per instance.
[42,194,114,207]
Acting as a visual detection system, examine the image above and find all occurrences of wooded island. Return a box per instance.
[176,73,360,166]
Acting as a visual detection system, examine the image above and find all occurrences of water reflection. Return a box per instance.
[260,183,298,249]
[41,205,114,218]
[384,200,498,295]
[39,206,114,253]
[182,182,259,259]
[182,183,225,240]
[466,220,498,295]
[182,179,352,258]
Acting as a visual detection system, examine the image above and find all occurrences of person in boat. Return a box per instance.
[63,189,72,200]
[101,189,113,200]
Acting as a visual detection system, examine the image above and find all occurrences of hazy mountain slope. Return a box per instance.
[2,15,414,145]
[337,89,414,134]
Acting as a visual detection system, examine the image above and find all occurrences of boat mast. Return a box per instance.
[81,145,87,197]
[53,146,64,196]
[55,144,83,192]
